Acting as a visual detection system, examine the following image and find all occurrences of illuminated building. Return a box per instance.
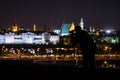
[0,31,59,44]
[103,34,119,44]
[79,18,84,30]
[90,26,95,32]
[12,26,18,32]
[12,18,18,32]
[33,24,37,31]
[12,23,18,32]
[53,30,60,34]
[60,22,75,36]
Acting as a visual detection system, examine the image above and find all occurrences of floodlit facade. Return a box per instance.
[0,31,59,44]
[59,22,75,36]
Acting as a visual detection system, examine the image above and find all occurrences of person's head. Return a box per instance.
[69,26,82,34]
[75,26,82,32]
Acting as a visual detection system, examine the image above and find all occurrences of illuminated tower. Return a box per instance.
[90,26,92,32]
[12,17,18,32]
[93,27,95,32]
[79,18,84,30]
[33,24,37,31]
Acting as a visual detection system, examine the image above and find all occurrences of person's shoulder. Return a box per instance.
[82,30,87,32]
[81,30,89,34]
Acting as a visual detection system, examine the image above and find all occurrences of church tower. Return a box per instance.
[33,24,37,31]
[79,18,84,30]
[12,17,18,32]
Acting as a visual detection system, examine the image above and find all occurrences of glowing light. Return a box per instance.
[54,30,60,34]
[12,26,18,32]
[106,30,111,34]
[33,24,37,31]
[69,22,75,31]
[79,18,84,30]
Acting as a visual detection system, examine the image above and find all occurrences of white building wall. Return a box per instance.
[0,35,5,44]
[34,35,42,44]
[0,32,60,44]
[42,32,50,44]
[5,33,15,44]
[14,35,23,44]
[50,36,59,44]
[22,32,34,44]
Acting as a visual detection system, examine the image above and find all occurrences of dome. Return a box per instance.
[60,22,75,36]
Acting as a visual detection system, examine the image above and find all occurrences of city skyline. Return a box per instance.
[0,0,120,30]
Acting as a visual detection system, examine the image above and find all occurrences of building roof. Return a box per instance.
[60,23,75,36]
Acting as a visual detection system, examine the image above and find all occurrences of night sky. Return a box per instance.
[0,0,120,30]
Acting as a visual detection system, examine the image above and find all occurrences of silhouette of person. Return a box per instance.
[69,26,97,69]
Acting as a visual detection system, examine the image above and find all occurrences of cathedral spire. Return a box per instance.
[33,24,37,31]
[13,16,17,26]
[12,17,18,32]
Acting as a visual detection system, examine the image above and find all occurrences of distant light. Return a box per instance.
[106,30,111,34]
[54,30,60,34]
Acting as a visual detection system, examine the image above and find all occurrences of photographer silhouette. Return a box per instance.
[69,26,97,69]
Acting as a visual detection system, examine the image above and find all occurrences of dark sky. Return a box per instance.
[0,0,120,30]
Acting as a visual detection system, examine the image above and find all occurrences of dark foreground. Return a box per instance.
[0,60,120,79]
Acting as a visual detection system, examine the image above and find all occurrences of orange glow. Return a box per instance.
[12,26,18,32]
[33,24,37,31]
